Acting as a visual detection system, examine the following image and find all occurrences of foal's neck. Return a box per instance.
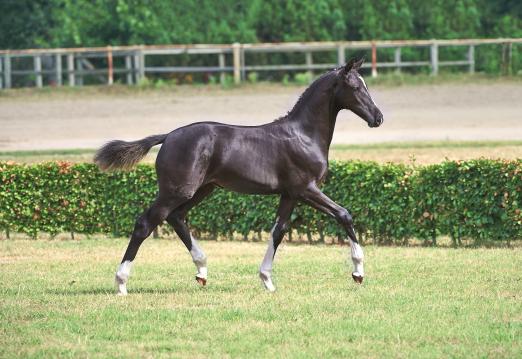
[287,75,341,155]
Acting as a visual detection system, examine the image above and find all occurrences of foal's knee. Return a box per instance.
[166,210,185,226]
[273,221,289,238]
[336,208,353,227]
[133,215,151,239]
[271,220,291,248]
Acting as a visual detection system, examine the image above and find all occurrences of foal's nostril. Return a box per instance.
[368,112,383,128]
[377,114,384,126]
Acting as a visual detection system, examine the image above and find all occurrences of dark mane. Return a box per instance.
[273,69,340,122]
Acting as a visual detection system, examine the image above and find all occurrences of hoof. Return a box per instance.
[116,282,128,296]
[195,276,207,286]
[259,272,276,292]
[352,273,364,284]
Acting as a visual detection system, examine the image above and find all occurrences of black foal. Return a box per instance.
[95,58,383,295]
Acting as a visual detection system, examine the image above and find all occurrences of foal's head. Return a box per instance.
[335,58,384,128]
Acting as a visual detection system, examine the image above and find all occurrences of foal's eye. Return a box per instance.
[345,79,356,88]
[345,76,360,89]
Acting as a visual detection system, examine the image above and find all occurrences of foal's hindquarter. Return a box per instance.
[111,64,380,295]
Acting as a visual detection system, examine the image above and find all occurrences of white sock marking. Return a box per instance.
[190,235,207,279]
[260,220,278,292]
[115,260,132,295]
[350,241,364,277]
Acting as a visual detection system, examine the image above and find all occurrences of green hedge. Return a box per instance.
[0,160,520,243]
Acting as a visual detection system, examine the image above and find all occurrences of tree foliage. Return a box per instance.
[0,0,520,50]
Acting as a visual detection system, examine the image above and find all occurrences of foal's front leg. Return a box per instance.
[259,196,295,292]
[300,183,365,283]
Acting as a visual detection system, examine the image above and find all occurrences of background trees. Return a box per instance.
[0,0,519,76]
[1,0,520,49]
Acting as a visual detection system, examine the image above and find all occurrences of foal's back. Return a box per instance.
[156,120,310,195]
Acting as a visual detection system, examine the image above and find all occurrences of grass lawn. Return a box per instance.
[2,140,522,165]
[1,238,521,358]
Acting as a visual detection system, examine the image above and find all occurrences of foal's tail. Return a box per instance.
[94,133,168,171]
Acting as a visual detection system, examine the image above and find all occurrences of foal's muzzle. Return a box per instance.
[368,112,384,128]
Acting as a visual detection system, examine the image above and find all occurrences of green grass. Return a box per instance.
[0,148,97,158]
[2,140,522,165]
[0,148,157,164]
[1,238,521,358]
[330,140,522,151]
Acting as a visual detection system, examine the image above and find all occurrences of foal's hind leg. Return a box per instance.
[115,197,180,295]
[166,184,215,286]
[259,196,296,292]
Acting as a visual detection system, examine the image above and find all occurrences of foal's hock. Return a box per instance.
[95,59,383,295]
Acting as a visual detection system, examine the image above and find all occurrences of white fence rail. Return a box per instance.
[0,38,520,89]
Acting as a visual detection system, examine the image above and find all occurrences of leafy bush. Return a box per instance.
[294,72,313,85]
[1,0,520,74]
[247,72,259,83]
[0,160,520,243]
[411,160,522,244]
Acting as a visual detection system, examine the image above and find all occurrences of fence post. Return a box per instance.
[501,43,507,75]
[218,52,225,85]
[371,42,378,77]
[138,47,145,82]
[240,46,246,81]
[506,42,513,75]
[430,42,439,76]
[133,51,140,83]
[500,42,514,76]
[76,56,83,86]
[467,45,475,74]
[125,55,133,85]
[107,46,113,85]
[4,54,10,89]
[232,43,241,84]
[305,51,313,79]
[337,44,345,65]
[67,53,75,86]
[55,53,62,86]
[34,55,43,88]
[394,47,402,74]
[0,56,3,89]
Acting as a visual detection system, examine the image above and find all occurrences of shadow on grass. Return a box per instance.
[47,286,183,296]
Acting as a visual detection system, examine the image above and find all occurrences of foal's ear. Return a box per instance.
[344,57,365,73]
[343,58,357,73]
[353,57,365,70]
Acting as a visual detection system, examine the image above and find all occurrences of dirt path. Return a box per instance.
[0,82,521,151]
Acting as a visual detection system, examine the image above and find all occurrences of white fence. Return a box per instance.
[0,38,520,89]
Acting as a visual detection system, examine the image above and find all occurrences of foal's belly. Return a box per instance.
[212,158,282,195]
[214,176,281,195]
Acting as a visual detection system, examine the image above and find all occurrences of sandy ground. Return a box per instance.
[0,82,521,151]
